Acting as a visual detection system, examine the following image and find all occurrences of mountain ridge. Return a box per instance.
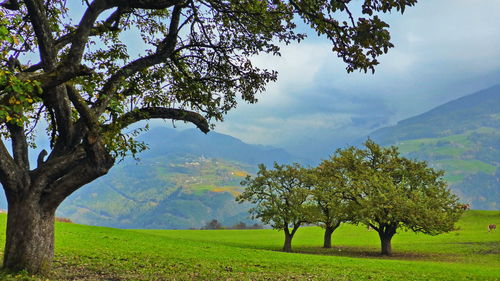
[371,84,500,144]
[370,83,500,210]
[54,128,304,229]
[1,85,497,228]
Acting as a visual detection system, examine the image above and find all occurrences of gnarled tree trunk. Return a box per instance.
[1,139,115,274]
[0,107,205,276]
[3,196,55,274]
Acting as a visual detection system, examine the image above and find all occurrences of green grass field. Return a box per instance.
[0,211,499,280]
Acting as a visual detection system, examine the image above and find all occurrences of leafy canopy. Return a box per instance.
[0,0,417,158]
[237,163,313,231]
[339,140,463,235]
[310,154,357,229]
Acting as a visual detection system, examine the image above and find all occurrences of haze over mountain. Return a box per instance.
[53,128,303,229]
[54,82,499,229]
[214,0,500,160]
[370,84,500,210]
[0,85,497,228]
[138,127,305,167]
[371,84,500,142]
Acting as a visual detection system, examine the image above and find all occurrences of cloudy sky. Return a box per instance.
[22,0,500,160]
[201,0,500,159]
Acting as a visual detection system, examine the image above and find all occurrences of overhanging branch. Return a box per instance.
[109,107,209,134]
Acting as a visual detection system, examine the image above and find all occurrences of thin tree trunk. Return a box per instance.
[323,226,335,248]
[3,197,55,274]
[378,232,393,256]
[283,231,293,252]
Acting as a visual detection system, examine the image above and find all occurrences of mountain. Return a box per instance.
[138,127,302,166]
[370,84,500,210]
[54,128,303,229]
[1,86,497,227]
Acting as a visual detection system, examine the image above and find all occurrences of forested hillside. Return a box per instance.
[371,84,500,209]
[55,128,300,229]
[2,86,497,228]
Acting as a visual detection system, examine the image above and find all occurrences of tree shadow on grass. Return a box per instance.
[449,241,500,254]
[290,246,461,262]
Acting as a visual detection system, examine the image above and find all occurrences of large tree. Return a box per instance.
[237,163,313,252]
[0,0,417,274]
[339,140,464,256]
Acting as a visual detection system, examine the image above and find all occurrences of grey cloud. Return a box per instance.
[169,0,500,160]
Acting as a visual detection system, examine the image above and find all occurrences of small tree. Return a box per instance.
[311,156,355,248]
[203,219,223,230]
[237,163,312,252]
[231,222,247,230]
[340,140,463,255]
[250,223,264,230]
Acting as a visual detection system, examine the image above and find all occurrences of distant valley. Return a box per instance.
[56,128,302,229]
[1,85,498,228]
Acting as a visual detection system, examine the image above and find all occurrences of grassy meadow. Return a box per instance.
[0,210,498,280]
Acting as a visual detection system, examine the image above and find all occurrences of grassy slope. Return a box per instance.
[0,211,499,280]
[369,85,500,210]
[59,157,253,229]
[396,128,498,183]
[392,127,500,209]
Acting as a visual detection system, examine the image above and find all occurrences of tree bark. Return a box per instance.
[2,197,55,274]
[378,232,394,256]
[323,225,336,248]
[283,232,293,252]
[1,143,113,275]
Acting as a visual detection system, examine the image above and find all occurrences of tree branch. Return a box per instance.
[110,0,185,9]
[290,224,300,236]
[23,0,57,70]
[108,107,209,133]
[54,8,130,51]
[0,0,20,10]
[6,123,29,170]
[93,4,184,116]
[30,146,86,193]
[39,139,114,209]
[0,139,19,187]
[36,149,47,168]
[65,84,98,129]
[65,0,114,66]
[11,64,93,92]
[39,157,111,210]
[66,0,184,66]
[42,85,76,155]
[22,62,43,73]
